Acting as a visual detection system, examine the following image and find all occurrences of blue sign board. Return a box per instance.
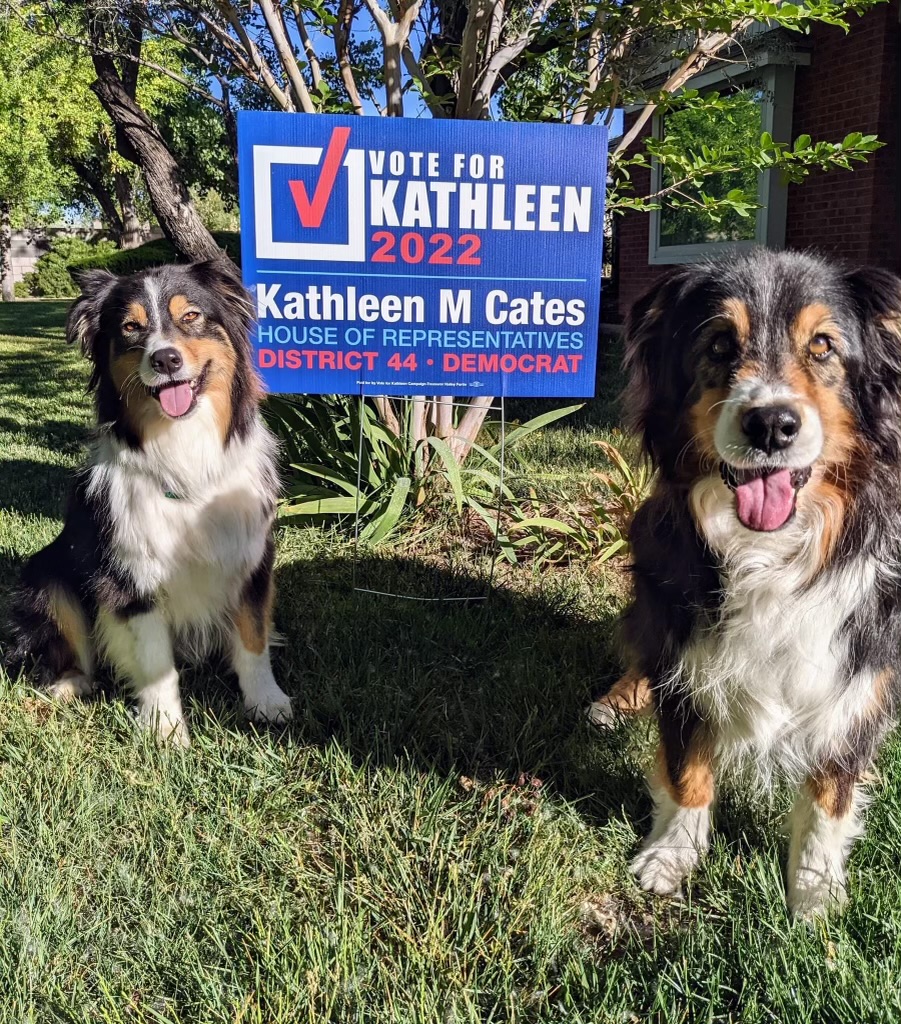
[237,111,607,398]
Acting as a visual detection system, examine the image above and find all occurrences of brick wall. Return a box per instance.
[787,2,900,267]
[613,1,901,321]
[614,129,656,320]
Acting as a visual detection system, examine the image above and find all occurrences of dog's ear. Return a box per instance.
[188,258,254,344]
[845,266,901,463]
[66,269,118,359]
[623,266,707,469]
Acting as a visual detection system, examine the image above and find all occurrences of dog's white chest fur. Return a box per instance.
[90,404,275,633]
[684,476,876,777]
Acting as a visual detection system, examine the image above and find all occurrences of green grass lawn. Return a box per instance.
[2,302,901,1023]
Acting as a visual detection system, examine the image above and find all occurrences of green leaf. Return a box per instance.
[288,463,365,499]
[425,437,464,515]
[508,516,577,535]
[502,404,583,448]
[363,476,411,545]
[597,538,628,563]
[280,496,360,516]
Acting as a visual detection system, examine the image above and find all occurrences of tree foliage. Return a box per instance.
[1,0,888,442]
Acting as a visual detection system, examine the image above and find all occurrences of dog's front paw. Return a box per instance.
[586,698,626,730]
[630,839,701,896]
[45,671,96,702]
[244,681,293,724]
[788,870,847,921]
[137,707,191,748]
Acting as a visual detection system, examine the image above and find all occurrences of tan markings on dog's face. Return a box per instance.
[689,386,730,463]
[110,348,147,399]
[733,361,767,384]
[168,294,194,322]
[803,470,850,572]
[111,346,172,441]
[790,303,841,352]
[179,333,238,440]
[124,302,149,329]
[783,334,856,572]
[784,361,855,466]
[721,297,751,348]
[656,735,713,808]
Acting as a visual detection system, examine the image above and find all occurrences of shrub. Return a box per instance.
[264,394,581,546]
[24,236,118,297]
[13,280,30,298]
[68,231,241,278]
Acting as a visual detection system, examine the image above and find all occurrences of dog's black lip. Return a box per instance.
[147,360,211,406]
[719,462,812,492]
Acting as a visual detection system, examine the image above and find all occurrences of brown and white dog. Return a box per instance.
[8,261,292,745]
[601,249,901,918]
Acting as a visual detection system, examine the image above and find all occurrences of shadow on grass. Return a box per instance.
[0,538,646,831]
[0,300,71,341]
[0,345,90,453]
[0,459,73,519]
[261,549,648,829]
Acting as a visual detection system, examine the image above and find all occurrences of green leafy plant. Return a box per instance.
[264,395,581,546]
[502,438,654,566]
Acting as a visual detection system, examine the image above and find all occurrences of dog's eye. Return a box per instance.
[122,321,142,334]
[181,311,201,324]
[808,335,833,360]
[709,333,736,360]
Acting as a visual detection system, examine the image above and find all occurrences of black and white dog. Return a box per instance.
[8,261,292,745]
[615,250,901,918]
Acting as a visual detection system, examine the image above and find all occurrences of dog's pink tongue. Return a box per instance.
[158,382,193,418]
[734,469,794,531]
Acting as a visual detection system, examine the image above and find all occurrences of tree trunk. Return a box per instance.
[0,202,13,302]
[114,172,145,249]
[90,55,224,264]
[69,158,124,244]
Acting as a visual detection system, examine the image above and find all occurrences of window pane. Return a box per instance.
[658,88,763,247]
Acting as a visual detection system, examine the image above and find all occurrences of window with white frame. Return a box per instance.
[648,61,799,264]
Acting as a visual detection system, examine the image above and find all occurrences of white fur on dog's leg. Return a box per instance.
[231,641,292,724]
[98,609,190,747]
[787,784,863,920]
[630,784,710,896]
[134,667,191,747]
[46,670,96,702]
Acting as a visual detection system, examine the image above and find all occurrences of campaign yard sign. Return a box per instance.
[237,111,607,398]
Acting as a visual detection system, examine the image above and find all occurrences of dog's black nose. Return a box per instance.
[741,405,801,453]
[151,347,183,375]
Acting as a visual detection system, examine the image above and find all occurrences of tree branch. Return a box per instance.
[13,6,227,111]
[450,397,493,463]
[613,18,755,157]
[363,0,425,116]
[335,0,365,115]
[69,157,124,240]
[257,0,316,113]
[292,2,324,90]
[466,0,558,119]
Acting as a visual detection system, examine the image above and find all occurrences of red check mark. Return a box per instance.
[288,127,351,229]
